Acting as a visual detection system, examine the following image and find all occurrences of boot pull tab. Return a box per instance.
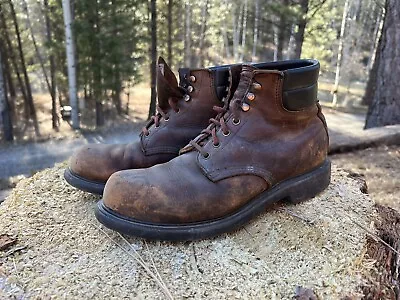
[158,63,165,76]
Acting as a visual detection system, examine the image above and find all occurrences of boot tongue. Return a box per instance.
[178,68,192,89]
[226,65,243,101]
[229,64,256,110]
[179,65,247,155]
[157,57,184,110]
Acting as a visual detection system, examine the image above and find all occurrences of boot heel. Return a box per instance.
[285,160,331,204]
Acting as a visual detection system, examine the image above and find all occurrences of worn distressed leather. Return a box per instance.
[102,60,329,224]
[69,57,225,183]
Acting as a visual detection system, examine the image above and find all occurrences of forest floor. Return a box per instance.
[0,83,151,144]
[1,78,366,145]
[331,146,400,211]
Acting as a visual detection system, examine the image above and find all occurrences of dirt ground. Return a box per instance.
[330,145,400,211]
[0,84,151,144]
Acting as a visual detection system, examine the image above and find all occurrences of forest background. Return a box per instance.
[0,0,398,142]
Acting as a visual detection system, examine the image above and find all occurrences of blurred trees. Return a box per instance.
[0,0,397,140]
[364,0,400,129]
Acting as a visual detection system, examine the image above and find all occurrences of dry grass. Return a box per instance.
[0,163,376,299]
[331,146,400,211]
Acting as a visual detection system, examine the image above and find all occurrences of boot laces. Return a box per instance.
[188,71,258,158]
[189,99,242,157]
[141,82,191,136]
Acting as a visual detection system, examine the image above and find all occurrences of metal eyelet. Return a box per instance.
[188,86,194,93]
[155,124,160,128]
[247,92,255,101]
[213,142,220,148]
[184,95,191,102]
[232,118,241,125]
[252,82,262,90]
[189,75,196,83]
[203,152,210,159]
[222,130,231,137]
[241,103,250,112]
[164,117,170,121]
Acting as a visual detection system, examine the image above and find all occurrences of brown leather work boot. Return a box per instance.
[95,59,331,241]
[64,57,233,194]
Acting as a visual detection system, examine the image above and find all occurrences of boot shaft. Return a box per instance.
[142,57,234,155]
[195,60,329,184]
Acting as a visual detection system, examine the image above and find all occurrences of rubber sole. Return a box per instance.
[95,160,331,241]
[64,168,105,195]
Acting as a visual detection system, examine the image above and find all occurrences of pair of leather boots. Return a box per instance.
[65,57,331,241]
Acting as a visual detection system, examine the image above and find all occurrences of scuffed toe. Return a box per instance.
[69,144,119,182]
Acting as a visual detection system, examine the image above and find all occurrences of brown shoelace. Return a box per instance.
[189,71,258,157]
[189,99,242,158]
[142,97,180,136]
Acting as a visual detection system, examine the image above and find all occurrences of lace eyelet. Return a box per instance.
[145,131,150,136]
[213,142,220,148]
[189,75,196,83]
[232,118,240,125]
[176,109,180,114]
[164,117,170,121]
[155,124,160,128]
[247,92,255,101]
[241,103,250,112]
[188,86,194,93]
[252,82,262,90]
[222,131,231,137]
[184,95,191,102]
[203,152,210,159]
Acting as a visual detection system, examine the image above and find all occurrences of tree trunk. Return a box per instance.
[167,0,173,66]
[199,0,209,67]
[184,0,191,67]
[331,0,350,106]
[62,0,79,129]
[111,0,122,115]
[286,25,296,59]
[233,2,244,61]
[0,35,15,119]
[293,0,309,59]
[23,0,59,131]
[0,8,27,104]
[8,0,40,135]
[93,0,104,127]
[0,48,13,141]
[362,9,384,107]
[277,0,289,61]
[239,0,248,62]
[365,0,400,129]
[222,0,231,59]
[251,0,259,62]
[44,0,59,130]
[148,0,157,119]
[2,49,15,99]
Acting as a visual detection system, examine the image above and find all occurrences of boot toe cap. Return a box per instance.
[102,169,167,222]
[69,144,116,183]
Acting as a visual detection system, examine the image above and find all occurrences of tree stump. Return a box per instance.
[0,162,391,299]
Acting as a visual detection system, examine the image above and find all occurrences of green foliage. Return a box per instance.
[0,0,385,127]
[302,0,343,72]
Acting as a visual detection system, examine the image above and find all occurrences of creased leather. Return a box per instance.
[103,61,329,224]
[69,59,224,183]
